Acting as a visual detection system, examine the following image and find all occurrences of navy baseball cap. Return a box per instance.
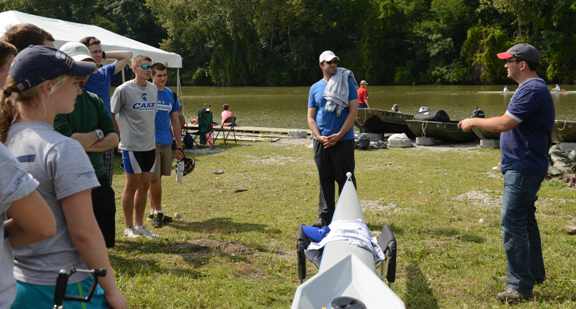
[497,43,540,64]
[9,45,96,93]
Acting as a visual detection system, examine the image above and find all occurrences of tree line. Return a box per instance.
[2,0,576,86]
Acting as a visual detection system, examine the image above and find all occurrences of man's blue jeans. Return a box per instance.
[501,170,546,296]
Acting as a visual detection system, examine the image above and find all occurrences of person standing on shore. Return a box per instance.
[145,62,183,228]
[307,50,358,226]
[357,80,369,108]
[459,43,554,304]
[111,55,159,239]
[80,36,132,189]
[55,42,120,247]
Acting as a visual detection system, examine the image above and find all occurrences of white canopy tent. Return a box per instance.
[0,10,183,95]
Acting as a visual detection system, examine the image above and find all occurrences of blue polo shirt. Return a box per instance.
[500,78,555,176]
[155,87,180,145]
[307,77,358,141]
[85,63,116,115]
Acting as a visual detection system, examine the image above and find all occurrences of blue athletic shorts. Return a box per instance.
[11,276,107,309]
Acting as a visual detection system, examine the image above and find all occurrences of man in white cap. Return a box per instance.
[459,43,554,304]
[307,50,358,226]
[357,80,369,108]
[54,42,120,247]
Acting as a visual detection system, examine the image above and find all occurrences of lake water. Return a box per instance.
[179,85,576,129]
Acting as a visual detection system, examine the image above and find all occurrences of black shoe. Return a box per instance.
[152,213,164,228]
[496,288,532,304]
[162,214,173,224]
[148,213,155,220]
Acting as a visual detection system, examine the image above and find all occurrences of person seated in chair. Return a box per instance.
[221,104,235,127]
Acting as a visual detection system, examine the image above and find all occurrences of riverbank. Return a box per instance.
[177,85,576,131]
[109,140,576,308]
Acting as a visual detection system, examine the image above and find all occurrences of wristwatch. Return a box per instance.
[95,129,104,140]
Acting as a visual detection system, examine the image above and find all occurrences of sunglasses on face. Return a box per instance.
[140,64,152,70]
[325,60,338,65]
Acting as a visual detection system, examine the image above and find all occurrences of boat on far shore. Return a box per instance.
[472,127,500,141]
[406,119,477,144]
[553,120,576,143]
[355,107,415,138]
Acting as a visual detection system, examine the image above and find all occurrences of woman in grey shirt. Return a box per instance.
[1,46,127,308]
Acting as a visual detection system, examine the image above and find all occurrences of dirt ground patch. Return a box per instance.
[272,138,311,147]
[247,155,299,165]
[174,239,254,256]
[453,191,500,208]
[362,200,399,211]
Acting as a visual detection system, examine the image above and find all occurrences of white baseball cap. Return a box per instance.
[319,50,339,64]
[360,80,368,85]
[59,42,94,62]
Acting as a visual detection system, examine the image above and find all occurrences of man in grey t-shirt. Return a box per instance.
[111,55,159,239]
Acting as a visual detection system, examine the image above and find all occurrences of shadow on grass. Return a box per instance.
[423,227,485,244]
[169,217,282,235]
[110,253,204,278]
[367,223,405,235]
[114,237,264,268]
[405,263,440,309]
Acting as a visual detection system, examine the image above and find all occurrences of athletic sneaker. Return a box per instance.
[496,288,532,304]
[123,227,140,239]
[133,225,159,239]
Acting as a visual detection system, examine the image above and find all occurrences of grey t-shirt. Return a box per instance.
[0,144,38,307]
[111,79,157,151]
[6,122,100,285]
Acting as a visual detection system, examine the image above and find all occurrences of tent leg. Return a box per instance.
[176,69,182,98]
[122,69,126,83]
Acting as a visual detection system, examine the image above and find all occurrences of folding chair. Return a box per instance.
[197,107,215,146]
[214,116,238,144]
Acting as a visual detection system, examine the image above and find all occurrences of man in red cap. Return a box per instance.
[459,43,555,303]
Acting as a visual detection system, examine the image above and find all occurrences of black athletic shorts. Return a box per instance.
[121,149,156,174]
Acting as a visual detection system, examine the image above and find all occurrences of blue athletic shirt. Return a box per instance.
[155,87,181,145]
[85,63,116,115]
[500,78,555,176]
[307,76,358,141]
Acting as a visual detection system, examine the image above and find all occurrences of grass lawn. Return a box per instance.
[109,140,576,308]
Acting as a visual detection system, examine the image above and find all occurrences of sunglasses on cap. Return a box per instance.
[140,63,152,70]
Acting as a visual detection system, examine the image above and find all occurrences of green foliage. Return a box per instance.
[461,26,509,83]
[4,0,576,85]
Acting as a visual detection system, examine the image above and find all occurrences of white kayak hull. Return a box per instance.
[292,173,405,309]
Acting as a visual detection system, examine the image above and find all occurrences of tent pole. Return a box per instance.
[121,68,126,83]
[177,68,182,98]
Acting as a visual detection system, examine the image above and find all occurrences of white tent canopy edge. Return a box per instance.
[0,10,184,95]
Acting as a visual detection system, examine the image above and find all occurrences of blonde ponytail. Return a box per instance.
[0,76,42,143]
